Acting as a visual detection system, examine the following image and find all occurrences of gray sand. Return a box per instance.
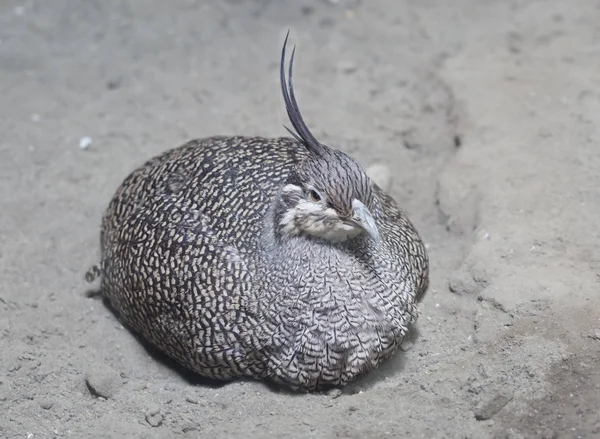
[1,1,599,438]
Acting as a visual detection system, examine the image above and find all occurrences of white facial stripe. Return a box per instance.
[281,184,302,194]
[280,202,320,234]
[295,199,323,214]
[279,208,298,234]
[315,222,362,242]
[279,189,365,242]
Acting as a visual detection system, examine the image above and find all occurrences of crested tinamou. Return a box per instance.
[86,32,429,391]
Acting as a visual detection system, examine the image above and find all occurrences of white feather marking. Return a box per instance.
[279,198,362,242]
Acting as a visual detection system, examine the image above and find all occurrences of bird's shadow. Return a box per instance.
[85,287,228,389]
[85,286,420,395]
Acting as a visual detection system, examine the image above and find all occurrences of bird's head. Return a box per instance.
[278,151,379,243]
[275,32,379,244]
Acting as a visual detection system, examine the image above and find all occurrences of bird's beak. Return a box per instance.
[351,199,380,243]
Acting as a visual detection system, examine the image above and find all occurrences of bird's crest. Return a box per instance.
[280,30,326,157]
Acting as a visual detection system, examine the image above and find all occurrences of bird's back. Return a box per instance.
[102,136,308,256]
[98,136,309,379]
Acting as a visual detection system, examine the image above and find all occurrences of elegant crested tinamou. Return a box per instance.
[87,32,429,391]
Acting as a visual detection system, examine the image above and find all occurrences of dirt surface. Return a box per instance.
[1,0,599,438]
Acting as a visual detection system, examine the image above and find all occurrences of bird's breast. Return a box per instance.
[255,243,415,389]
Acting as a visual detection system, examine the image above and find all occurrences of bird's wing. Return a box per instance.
[371,184,429,300]
[104,195,269,379]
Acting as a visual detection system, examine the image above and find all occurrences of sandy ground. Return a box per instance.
[1,0,599,438]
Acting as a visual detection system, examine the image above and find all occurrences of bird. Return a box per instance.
[86,31,429,391]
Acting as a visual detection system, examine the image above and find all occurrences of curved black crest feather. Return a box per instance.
[280,31,324,156]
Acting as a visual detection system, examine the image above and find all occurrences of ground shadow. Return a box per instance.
[85,287,229,389]
[84,287,418,395]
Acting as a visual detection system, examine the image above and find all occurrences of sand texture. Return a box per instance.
[1,0,599,438]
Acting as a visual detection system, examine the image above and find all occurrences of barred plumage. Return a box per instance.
[89,32,429,391]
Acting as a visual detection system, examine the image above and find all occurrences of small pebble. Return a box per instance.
[587,328,600,340]
[475,390,514,420]
[145,405,160,416]
[337,61,357,74]
[182,424,199,433]
[400,340,414,352]
[132,382,147,391]
[40,400,53,410]
[145,405,163,427]
[79,136,93,150]
[185,396,199,404]
[106,79,121,90]
[164,383,177,391]
[327,388,343,399]
[85,365,121,399]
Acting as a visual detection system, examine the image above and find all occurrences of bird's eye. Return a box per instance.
[308,190,322,203]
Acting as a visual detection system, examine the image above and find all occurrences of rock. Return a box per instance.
[40,400,53,410]
[145,405,160,416]
[474,390,514,420]
[336,61,357,74]
[145,405,163,427]
[448,263,489,296]
[182,424,199,433]
[85,364,122,399]
[400,340,414,352]
[365,163,393,193]
[327,388,343,399]
[586,328,600,340]
[132,382,147,391]
[185,395,199,404]
[106,78,121,90]
[78,136,92,150]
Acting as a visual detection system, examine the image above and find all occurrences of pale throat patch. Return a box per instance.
[279,186,361,242]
